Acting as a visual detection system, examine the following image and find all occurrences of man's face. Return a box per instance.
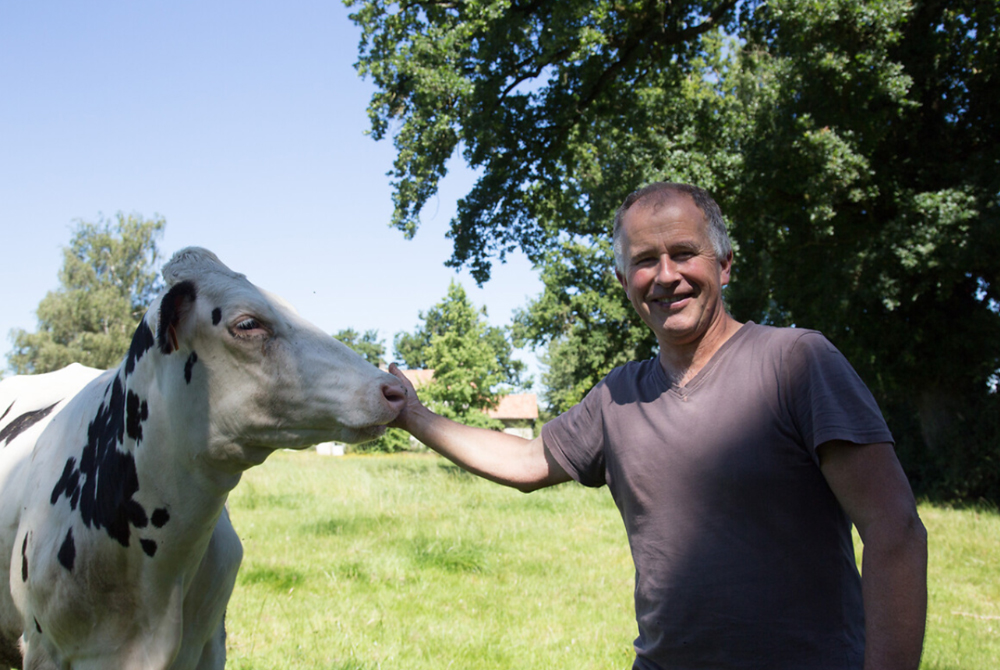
[615,194,732,349]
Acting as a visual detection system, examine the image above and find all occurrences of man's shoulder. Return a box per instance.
[740,322,831,353]
[603,356,662,386]
[591,357,671,408]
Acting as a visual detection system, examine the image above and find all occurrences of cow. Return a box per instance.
[0,247,407,669]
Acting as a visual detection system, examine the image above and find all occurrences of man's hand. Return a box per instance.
[386,362,425,432]
[383,362,571,492]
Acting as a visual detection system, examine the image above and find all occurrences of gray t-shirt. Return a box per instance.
[542,323,893,669]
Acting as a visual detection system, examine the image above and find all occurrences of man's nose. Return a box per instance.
[654,255,681,283]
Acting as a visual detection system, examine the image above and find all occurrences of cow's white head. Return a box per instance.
[126,247,406,472]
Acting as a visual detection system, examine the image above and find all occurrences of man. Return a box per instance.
[388,182,927,669]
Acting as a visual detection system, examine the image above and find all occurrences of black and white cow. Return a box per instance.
[0,247,407,669]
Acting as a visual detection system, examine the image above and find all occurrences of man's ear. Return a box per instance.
[616,269,628,292]
[719,251,734,287]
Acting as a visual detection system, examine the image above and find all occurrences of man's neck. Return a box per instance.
[658,316,743,387]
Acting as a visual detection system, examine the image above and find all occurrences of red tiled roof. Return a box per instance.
[488,393,539,420]
[400,368,435,388]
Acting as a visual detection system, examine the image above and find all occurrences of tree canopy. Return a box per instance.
[395,280,526,428]
[8,213,165,375]
[333,328,387,367]
[349,0,745,281]
[351,0,1000,500]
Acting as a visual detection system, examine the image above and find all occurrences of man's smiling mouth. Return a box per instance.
[650,295,691,307]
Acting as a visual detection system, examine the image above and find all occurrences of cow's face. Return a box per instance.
[145,248,405,469]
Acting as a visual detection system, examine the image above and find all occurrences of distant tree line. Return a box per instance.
[7,217,526,456]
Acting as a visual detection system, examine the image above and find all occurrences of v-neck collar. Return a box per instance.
[652,322,754,398]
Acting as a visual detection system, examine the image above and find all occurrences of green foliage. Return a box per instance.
[348,0,745,282]
[723,0,1000,501]
[223,451,1000,669]
[333,327,386,367]
[351,0,1000,502]
[394,281,525,427]
[8,213,165,374]
[513,239,656,415]
[350,426,414,455]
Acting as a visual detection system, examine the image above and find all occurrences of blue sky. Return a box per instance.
[0,1,545,383]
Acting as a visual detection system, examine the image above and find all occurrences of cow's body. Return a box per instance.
[0,248,406,669]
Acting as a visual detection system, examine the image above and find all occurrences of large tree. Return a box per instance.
[395,280,526,428]
[349,0,742,281]
[350,0,1000,500]
[8,213,166,374]
[723,0,1000,499]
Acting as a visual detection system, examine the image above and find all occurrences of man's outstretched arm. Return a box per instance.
[387,364,572,492]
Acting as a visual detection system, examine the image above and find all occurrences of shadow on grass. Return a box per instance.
[436,462,476,479]
[304,513,401,537]
[408,534,488,573]
[238,565,306,591]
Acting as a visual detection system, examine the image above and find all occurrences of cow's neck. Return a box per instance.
[104,318,237,569]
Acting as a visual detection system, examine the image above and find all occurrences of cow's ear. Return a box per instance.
[158,281,198,355]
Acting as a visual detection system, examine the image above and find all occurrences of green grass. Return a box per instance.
[226,452,634,669]
[225,451,999,669]
[917,504,1000,670]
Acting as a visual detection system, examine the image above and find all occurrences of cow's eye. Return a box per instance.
[235,318,260,331]
[230,317,269,339]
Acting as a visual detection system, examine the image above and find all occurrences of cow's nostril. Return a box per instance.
[381,382,407,414]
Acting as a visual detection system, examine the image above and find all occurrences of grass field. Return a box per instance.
[225,451,999,669]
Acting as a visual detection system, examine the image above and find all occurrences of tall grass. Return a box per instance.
[225,451,999,669]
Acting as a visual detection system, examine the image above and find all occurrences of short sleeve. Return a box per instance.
[785,332,894,453]
[541,380,609,488]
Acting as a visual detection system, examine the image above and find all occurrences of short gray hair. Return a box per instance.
[612,182,732,273]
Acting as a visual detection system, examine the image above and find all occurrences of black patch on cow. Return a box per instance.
[140,538,158,557]
[50,376,151,552]
[21,535,28,582]
[0,401,12,423]
[125,320,156,377]
[184,352,199,384]
[52,457,81,507]
[151,507,170,528]
[212,308,222,326]
[57,528,75,571]
[0,402,59,447]
[34,618,42,634]
[125,390,149,442]
[158,281,197,355]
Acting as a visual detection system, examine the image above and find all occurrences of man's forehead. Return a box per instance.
[625,230,705,254]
